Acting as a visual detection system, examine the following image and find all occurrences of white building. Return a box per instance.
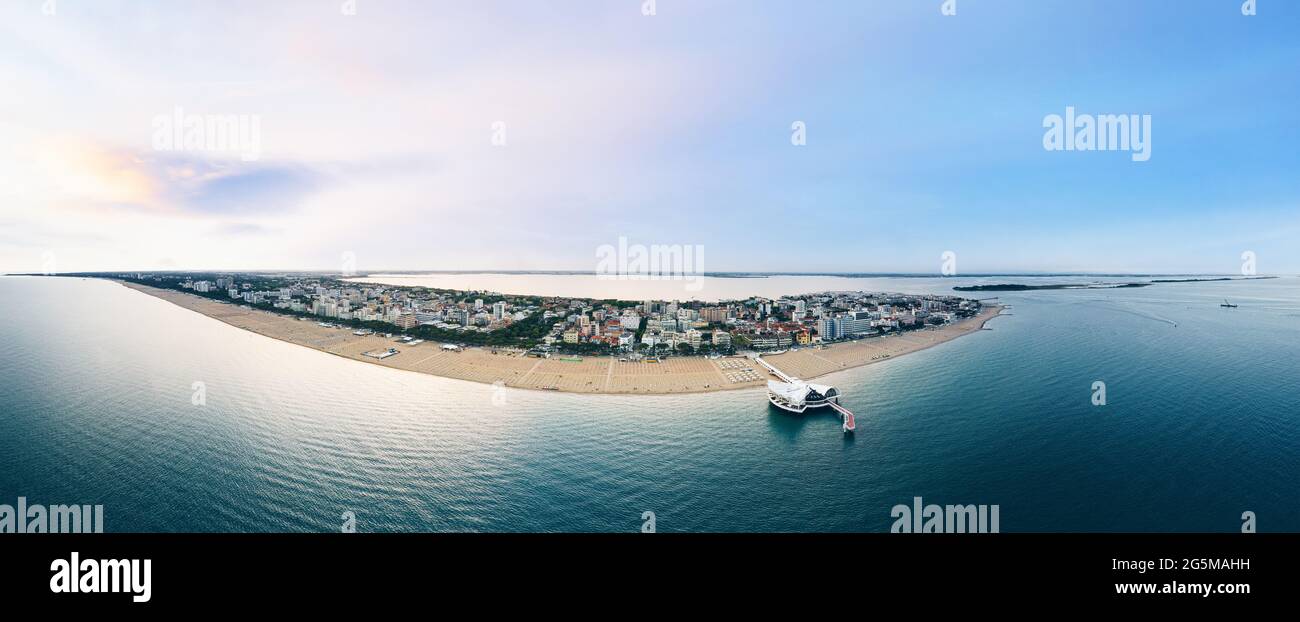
[619,312,641,331]
[818,317,843,341]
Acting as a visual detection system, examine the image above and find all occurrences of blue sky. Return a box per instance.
[1,0,1297,274]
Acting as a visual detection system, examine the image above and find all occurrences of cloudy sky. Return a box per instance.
[1,0,1297,274]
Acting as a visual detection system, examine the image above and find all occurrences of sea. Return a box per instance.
[1,274,1297,532]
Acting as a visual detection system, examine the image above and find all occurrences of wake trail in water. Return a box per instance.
[1074,299,1179,327]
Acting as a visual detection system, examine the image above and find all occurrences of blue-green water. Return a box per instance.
[1,275,1297,532]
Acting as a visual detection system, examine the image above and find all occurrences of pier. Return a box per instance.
[757,356,855,434]
[755,356,796,383]
[828,401,856,433]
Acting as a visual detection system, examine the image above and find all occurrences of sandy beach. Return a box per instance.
[119,281,1003,395]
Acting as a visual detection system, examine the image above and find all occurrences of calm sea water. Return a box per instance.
[1,275,1297,532]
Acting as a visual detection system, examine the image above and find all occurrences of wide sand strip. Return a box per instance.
[118,281,1003,395]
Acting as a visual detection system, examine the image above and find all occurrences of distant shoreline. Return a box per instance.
[116,281,1004,396]
[953,276,1276,292]
[360,271,1274,279]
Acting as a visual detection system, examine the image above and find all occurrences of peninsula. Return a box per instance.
[87,272,1001,395]
[953,276,1275,292]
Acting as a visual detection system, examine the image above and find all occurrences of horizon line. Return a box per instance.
[5,270,1292,278]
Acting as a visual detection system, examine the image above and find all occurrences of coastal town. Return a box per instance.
[109,272,987,358]
[77,272,1000,396]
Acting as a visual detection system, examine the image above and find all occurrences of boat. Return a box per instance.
[1220,299,1238,308]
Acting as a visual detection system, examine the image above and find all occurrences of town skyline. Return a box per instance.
[93,269,992,398]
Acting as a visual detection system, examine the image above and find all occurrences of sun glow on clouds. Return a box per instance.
[35,138,158,208]
[0,1,743,273]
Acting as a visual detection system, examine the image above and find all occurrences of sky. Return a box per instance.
[1,0,1298,275]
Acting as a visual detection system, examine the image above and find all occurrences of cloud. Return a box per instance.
[2,2,1298,273]
[211,222,282,237]
[27,137,328,217]
[163,158,325,216]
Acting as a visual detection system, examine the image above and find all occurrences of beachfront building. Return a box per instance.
[749,332,793,350]
[817,316,842,341]
[841,311,874,335]
[767,379,840,413]
[394,313,418,330]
